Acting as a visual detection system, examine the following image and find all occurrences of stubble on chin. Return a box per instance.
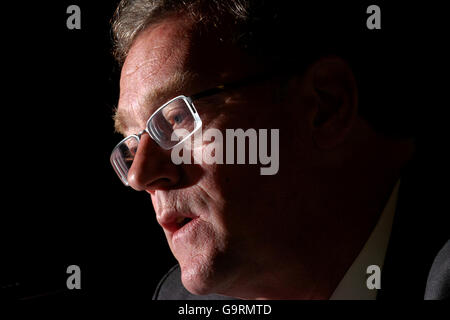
[174,221,233,295]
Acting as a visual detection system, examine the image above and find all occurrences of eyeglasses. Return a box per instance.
[111,94,203,186]
[110,72,284,186]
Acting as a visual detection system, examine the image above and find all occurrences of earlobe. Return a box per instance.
[309,56,358,149]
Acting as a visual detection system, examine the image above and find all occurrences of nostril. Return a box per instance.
[146,177,174,191]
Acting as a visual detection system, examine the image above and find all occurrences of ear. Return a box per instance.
[307,56,358,149]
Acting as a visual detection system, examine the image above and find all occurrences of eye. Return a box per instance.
[166,108,189,127]
[173,113,184,124]
[126,146,137,157]
[119,138,138,166]
[123,146,137,165]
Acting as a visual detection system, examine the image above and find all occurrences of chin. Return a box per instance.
[179,256,219,295]
[178,247,239,297]
[170,220,240,296]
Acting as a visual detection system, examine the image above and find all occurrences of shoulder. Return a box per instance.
[152,264,238,300]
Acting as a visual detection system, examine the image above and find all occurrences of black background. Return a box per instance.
[1,0,176,302]
[1,0,448,308]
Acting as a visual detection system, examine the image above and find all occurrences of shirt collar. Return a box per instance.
[329,180,400,300]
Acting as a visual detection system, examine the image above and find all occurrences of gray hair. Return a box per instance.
[110,1,352,66]
[111,1,364,71]
[112,0,254,65]
[110,1,416,137]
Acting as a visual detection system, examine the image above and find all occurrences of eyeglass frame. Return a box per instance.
[110,71,285,186]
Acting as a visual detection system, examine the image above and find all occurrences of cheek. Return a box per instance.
[200,164,261,242]
[207,160,289,247]
[181,163,246,248]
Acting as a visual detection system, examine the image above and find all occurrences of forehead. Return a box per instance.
[120,16,193,89]
[115,14,259,135]
[116,16,195,134]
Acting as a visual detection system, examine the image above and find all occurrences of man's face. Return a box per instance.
[115,16,319,297]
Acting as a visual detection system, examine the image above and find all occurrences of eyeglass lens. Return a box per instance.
[111,96,200,185]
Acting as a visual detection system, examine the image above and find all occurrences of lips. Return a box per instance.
[157,210,199,233]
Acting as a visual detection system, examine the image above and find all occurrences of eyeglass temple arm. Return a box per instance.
[190,71,282,101]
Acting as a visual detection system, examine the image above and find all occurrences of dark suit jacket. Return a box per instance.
[153,240,449,300]
[153,156,450,300]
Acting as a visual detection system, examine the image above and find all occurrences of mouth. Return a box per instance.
[158,211,198,234]
[178,217,193,229]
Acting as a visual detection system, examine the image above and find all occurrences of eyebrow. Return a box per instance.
[113,70,197,135]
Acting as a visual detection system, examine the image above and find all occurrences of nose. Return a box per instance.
[127,132,180,191]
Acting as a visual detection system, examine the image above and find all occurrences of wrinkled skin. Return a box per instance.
[114,14,414,299]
